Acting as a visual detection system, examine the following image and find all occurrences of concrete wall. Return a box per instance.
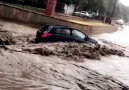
[0,3,117,35]
[91,26,117,35]
[0,4,63,25]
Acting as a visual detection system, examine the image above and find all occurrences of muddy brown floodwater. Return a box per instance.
[0,31,15,45]
[0,25,129,90]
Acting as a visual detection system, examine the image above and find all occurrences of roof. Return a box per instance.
[45,25,70,28]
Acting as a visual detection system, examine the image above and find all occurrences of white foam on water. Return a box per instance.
[98,25,129,47]
[0,20,37,35]
[81,25,129,86]
[80,56,129,86]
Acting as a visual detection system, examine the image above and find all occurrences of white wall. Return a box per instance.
[64,4,75,15]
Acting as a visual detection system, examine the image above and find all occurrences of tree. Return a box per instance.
[84,0,105,13]
[58,0,104,14]
[103,0,129,22]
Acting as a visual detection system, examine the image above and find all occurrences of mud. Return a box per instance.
[0,31,15,45]
[17,43,125,62]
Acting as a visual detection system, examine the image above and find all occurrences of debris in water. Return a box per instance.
[0,31,15,45]
[21,43,125,62]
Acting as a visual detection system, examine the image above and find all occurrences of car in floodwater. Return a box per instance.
[35,25,98,44]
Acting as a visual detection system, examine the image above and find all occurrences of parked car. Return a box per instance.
[116,19,124,25]
[73,11,90,18]
[36,25,98,44]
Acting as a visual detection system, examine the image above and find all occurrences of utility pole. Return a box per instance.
[109,0,117,24]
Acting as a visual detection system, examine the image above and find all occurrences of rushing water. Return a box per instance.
[0,20,37,35]
[80,25,129,86]
[0,20,129,88]
[98,25,129,48]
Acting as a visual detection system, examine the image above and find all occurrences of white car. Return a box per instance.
[73,11,90,18]
[116,19,124,25]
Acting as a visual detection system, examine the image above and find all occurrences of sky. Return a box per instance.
[119,0,129,6]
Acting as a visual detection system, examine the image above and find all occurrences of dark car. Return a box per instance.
[36,25,98,44]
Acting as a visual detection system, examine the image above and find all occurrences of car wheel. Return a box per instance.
[35,38,40,43]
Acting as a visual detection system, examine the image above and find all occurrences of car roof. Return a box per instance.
[43,25,88,36]
[45,25,70,28]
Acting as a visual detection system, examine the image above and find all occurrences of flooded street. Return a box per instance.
[80,56,129,86]
[98,25,129,48]
[0,20,129,90]
[80,25,129,86]
[0,20,37,35]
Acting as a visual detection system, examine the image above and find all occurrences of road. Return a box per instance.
[0,20,129,90]
[82,25,129,86]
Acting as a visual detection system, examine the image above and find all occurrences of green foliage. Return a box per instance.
[84,0,105,13]
[59,0,105,13]
[103,0,129,22]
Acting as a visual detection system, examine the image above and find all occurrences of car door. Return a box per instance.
[54,28,72,42]
[71,29,88,43]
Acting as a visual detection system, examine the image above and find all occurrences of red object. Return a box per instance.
[42,33,52,38]
[45,0,57,17]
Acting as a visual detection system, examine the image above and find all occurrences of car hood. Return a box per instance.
[87,37,98,44]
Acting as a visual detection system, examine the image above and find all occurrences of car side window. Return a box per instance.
[72,29,86,39]
[56,28,70,36]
